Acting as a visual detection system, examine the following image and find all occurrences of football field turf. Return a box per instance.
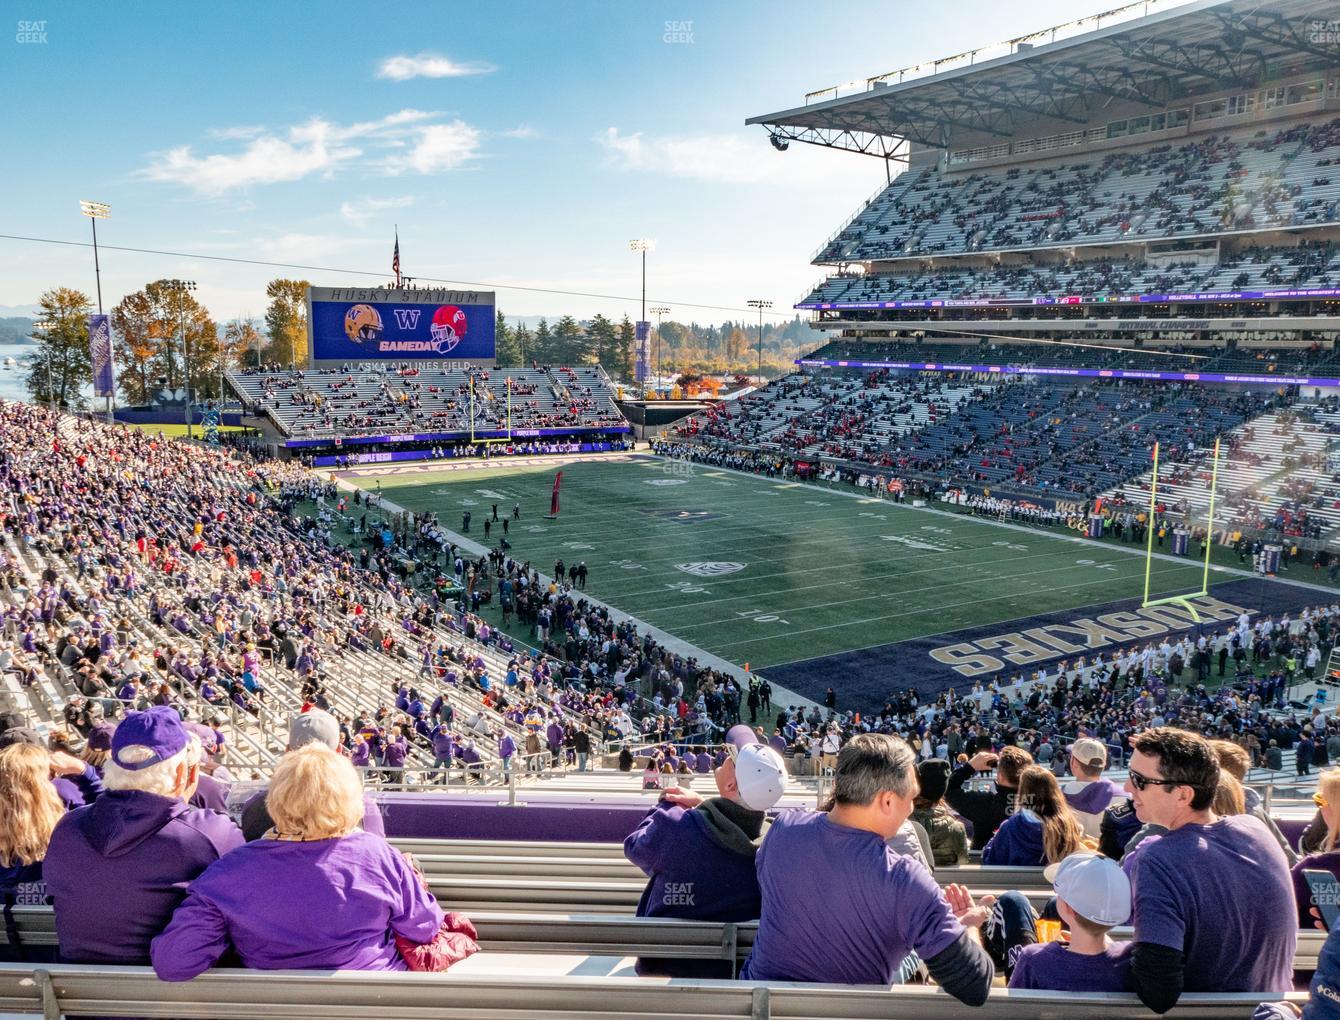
[337,453,1333,708]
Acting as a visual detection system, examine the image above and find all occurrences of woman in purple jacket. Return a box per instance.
[151,744,442,978]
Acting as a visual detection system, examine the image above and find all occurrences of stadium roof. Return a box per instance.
[747,0,1340,157]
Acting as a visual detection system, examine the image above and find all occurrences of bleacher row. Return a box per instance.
[0,409,627,785]
[677,360,1273,502]
[229,364,623,439]
[0,835,1316,1017]
[816,117,1340,263]
[803,243,1340,306]
[1112,402,1340,539]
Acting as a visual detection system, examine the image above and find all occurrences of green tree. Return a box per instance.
[493,310,522,368]
[551,315,588,364]
[513,323,534,365]
[222,316,265,376]
[616,316,636,380]
[532,318,554,364]
[263,279,310,368]
[725,327,749,371]
[588,314,618,370]
[28,287,93,409]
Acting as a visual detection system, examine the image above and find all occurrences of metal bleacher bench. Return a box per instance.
[1,905,1325,972]
[0,961,1309,1019]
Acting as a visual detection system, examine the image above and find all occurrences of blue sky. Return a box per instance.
[1,0,1129,325]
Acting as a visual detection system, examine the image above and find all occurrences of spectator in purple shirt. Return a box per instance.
[624,725,786,977]
[1061,738,1123,839]
[43,706,244,964]
[1124,727,1296,1013]
[741,733,994,1004]
[1008,852,1133,992]
[152,743,443,978]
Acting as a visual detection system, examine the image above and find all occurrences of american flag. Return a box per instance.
[392,230,401,286]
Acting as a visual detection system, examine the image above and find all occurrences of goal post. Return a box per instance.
[1140,437,1222,622]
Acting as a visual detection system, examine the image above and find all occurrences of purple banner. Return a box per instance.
[795,357,1340,389]
[88,314,115,398]
[312,440,623,467]
[285,424,631,449]
[635,321,650,383]
[797,284,1340,311]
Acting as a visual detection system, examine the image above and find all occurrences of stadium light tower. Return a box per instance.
[157,279,197,439]
[649,305,670,387]
[747,299,772,383]
[79,201,110,314]
[630,239,654,379]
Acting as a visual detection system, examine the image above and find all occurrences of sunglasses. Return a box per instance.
[1127,768,1185,792]
[1315,792,1329,808]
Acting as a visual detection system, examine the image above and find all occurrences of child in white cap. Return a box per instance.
[1008,851,1133,991]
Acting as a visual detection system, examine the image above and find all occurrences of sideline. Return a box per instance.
[329,457,821,715]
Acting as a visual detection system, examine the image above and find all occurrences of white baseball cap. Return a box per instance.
[1043,852,1131,927]
[723,725,786,812]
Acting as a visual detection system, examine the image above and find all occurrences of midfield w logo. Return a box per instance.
[676,562,745,577]
[392,309,422,330]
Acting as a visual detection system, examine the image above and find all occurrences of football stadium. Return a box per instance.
[8,0,1340,1016]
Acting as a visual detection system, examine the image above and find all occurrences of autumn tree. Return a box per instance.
[264,279,310,368]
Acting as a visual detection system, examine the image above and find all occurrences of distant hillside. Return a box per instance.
[0,318,35,345]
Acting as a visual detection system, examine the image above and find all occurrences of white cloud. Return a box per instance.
[501,125,537,139]
[207,125,267,141]
[377,53,494,81]
[598,127,879,188]
[390,121,482,175]
[340,195,416,225]
[141,110,471,194]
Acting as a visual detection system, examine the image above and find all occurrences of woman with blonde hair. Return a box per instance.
[152,743,460,978]
[1289,767,1340,928]
[983,765,1085,866]
[0,743,65,906]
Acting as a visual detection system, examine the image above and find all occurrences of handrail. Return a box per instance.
[0,962,1309,1019]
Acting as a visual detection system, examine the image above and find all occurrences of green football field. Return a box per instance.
[345,453,1232,673]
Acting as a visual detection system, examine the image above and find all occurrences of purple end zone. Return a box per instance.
[762,577,1335,712]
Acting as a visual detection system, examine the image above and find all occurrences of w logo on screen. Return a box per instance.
[392,309,422,330]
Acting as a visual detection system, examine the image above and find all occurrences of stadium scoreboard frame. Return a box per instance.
[306,286,497,368]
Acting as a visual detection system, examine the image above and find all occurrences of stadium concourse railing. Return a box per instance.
[0,961,1310,1018]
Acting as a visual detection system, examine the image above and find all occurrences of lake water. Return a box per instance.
[0,342,95,405]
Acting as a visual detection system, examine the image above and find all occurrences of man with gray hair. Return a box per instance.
[240,709,385,841]
[43,707,244,964]
[741,733,995,1003]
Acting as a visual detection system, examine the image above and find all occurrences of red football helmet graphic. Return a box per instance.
[430,305,468,354]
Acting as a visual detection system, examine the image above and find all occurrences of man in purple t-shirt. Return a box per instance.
[1124,727,1295,1013]
[741,733,994,1003]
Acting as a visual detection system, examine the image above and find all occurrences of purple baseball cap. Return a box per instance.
[111,707,188,771]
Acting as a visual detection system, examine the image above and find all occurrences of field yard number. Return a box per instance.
[610,558,647,571]
[921,526,952,535]
[475,489,508,499]
[992,541,1028,552]
[458,498,478,506]
[859,511,888,521]
[736,608,790,625]
[666,580,708,595]
[525,525,547,533]
[804,500,829,507]
[1077,558,1119,572]
[562,541,594,551]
